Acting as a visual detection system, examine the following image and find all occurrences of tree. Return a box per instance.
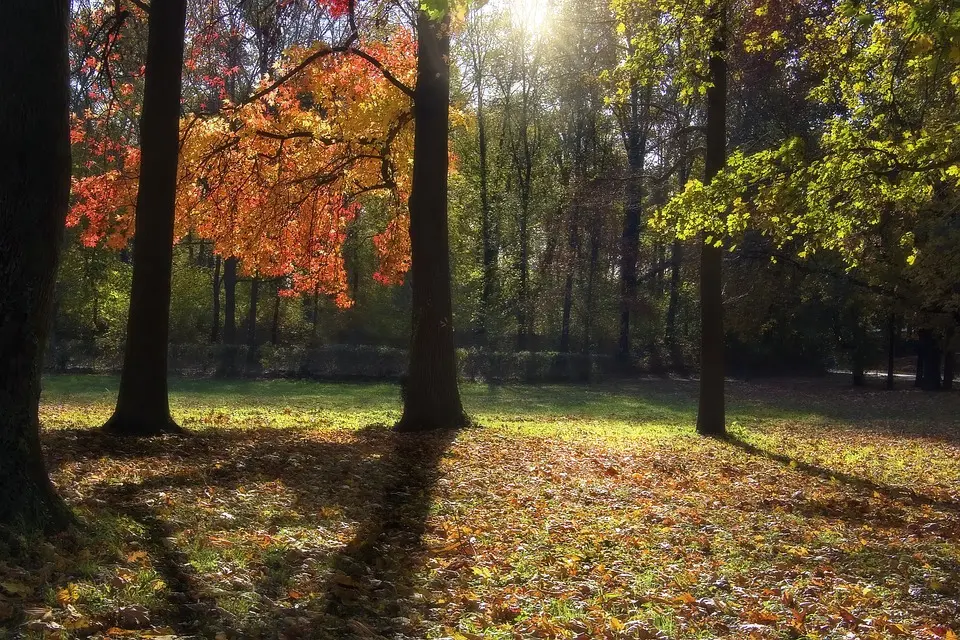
[0,0,74,530]
[102,0,188,436]
[396,7,469,431]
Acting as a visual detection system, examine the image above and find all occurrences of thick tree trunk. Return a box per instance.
[223,257,238,343]
[0,0,74,531]
[210,256,222,343]
[696,12,727,437]
[396,11,468,432]
[103,0,187,436]
[917,328,942,391]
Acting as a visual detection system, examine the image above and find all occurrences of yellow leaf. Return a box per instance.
[610,616,625,631]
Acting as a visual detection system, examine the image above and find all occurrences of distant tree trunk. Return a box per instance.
[559,207,578,353]
[618,83,648,368]
[270,285,281,345]
[396,10,468,432]
[516,203,531,351]
[223,257,238,343]
[246,278,259,365]
[886,313,896,390]
[582,222,601,354]
[103,0,187,436]
[944,350,955,391]
[210,256,222,343]
[696,9,727,437]
[0,0,74,531]
[666,239,684,372]
[917,328,942,391]
[478,82,496,345]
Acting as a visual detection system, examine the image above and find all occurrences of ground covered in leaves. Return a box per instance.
[2,376,959,639]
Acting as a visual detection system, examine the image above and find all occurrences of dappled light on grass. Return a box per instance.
[3,377,959,638]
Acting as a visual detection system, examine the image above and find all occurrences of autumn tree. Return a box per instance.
[0,0,74,529]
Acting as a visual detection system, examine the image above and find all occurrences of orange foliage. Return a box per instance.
[69,28,416,308]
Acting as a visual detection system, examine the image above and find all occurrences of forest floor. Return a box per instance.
[2,375,959,640]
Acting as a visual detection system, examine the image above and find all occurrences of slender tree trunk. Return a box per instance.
[397,10,468,432]
[886,313,896,390]
[944,349,955,391]
[0,0,74,531]
[223,257,238,343]
[271,284,281,345]
[666,239,684,372]
[478,89,496,345]
[246,278,259,365]
[582,222,601,354]
[517,206,530,351]
[210,256,222,343]
[696,10,727,437]
[103,0,187,436]
[559,207,578,353]
[618,83,648,367]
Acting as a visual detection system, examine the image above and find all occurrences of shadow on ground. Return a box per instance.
[38,424,459,639]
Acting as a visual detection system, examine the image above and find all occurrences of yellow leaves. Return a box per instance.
[56,584,80,606]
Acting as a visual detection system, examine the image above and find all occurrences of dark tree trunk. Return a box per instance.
[944,350,955,391]
[103,0,187,436]
[886,313,896,390]
[618,83,648,367]
[666,239,684,373]
[396,10,468,432]
[0,0,74,531]
[696,11,727,437]
[559,207,578,353]
[246,278,259,365]
[582,222,601,354]
[478,89,497,345]
[271,284,281,345]
[210,256,222,343]
[223,257,238,343]
[917,328,942,391]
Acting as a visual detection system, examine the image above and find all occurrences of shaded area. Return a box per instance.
[34,424,459,638]
[724,434,960,515]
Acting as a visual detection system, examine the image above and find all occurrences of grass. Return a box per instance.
[1,374,958,639]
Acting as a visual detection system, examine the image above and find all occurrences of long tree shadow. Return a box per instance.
[723,434,960,514]
[309,424,460,639]
[37,423,459,638]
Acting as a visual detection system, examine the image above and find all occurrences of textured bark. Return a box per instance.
[271,285,281,345]
[223,257,238,344]
[396,11,468,432]
[0,0,74,530]
[246,278,259,364]
[917,329,942,391]
[103,0,187,436]
[210,256,222,343]
[618,83,649,367]
[696,11,727,437]
[666,239,685,373]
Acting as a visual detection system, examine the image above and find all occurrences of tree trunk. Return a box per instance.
[210,256,222,343]
[666,239,684,373]
[582,222,601,355]
[271,284,281,345]
[696,10,727,437]
[917,328,942,391]
[478,85,496,345]
[223,257,238,343]
[618,83,648,367]
[396,10,468,432]
[886,313,896,390]
[0,0,74,531]
[944,350,955,391]
[246,278,259,365]
[559,207,578,353]
[103,0,187,436]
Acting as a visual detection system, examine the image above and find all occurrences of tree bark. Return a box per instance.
[103,0,187,436]
[618,83,648,367]
[696,9,727,437]
[666,239,685,373]
[246,278,259,365]
[396,10,468,432]
[0,0,74,531]
[271,284,282,345]
[886,313,896,390]
[223,257,238,343]
[917,328,942,391]
[210,255,222,343]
